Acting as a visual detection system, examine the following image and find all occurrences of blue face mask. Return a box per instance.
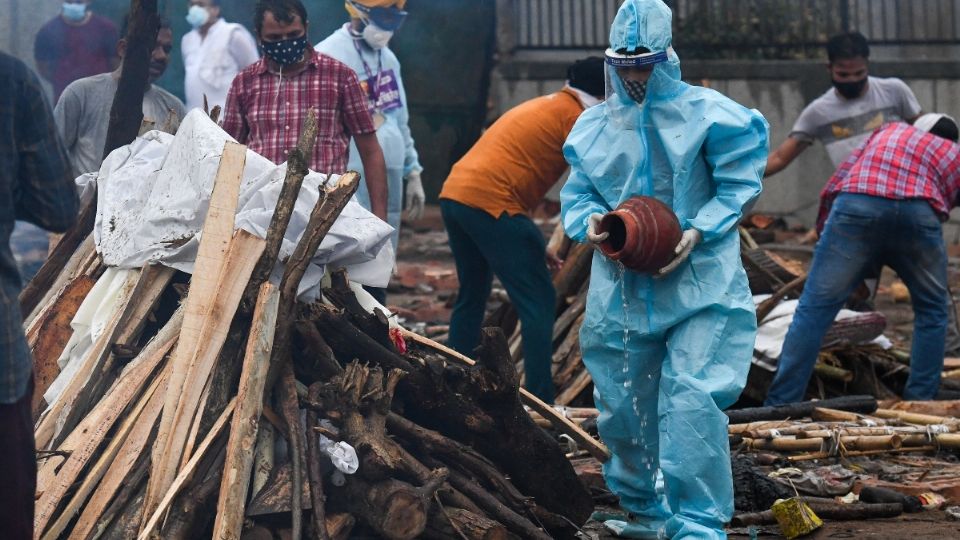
[261,35,309,67]
[62,2,87,22]
[186,5,210,29]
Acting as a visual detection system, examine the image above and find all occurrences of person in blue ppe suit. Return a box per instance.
[559,1,768,537]
[316,0,423,303]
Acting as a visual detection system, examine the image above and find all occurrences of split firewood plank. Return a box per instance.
[47,265,175,452]
[42,371,166,540]
[149,230,264,517]
[24,233,96,330]
[147,141,246,516]
[251,421,276,502]
[398,328,611,462]
[30,275,96,418]
[212,283,280,540]
[68,367,168,540]
[33,309,180,536]
[138,398,236,540]
[555,369,592,406]
[34,269,143,450]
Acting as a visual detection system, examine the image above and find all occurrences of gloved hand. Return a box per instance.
[586,213,609,244]
[404,170,426,221]
[658,228,701,275]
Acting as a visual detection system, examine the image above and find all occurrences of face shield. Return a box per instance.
[347,0,408,31]
[604,48,668,105]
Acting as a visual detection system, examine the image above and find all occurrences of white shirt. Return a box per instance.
[182,18,259,112]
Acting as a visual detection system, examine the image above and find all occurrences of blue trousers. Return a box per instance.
[440,199,557,403]
[765,194,949,405]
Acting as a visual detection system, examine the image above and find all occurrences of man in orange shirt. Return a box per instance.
[439,57,604,403]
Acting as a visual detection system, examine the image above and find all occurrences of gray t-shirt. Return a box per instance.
[790,76,921,166]
[54,72,186,175]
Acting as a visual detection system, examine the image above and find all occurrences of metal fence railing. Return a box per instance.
[511,0,960,58]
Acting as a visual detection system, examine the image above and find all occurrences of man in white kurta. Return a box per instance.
[182,0,259,112]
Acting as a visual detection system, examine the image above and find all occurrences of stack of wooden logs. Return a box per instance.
[26,122,606,539]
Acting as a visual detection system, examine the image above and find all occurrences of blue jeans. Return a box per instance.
[765,194,948,405]
[440,199,557,403]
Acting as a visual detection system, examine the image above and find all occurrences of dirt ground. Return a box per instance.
[390,207,960,540]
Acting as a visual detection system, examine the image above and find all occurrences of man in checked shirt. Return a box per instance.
[765,114,960,406]
[0,53,79,539]
[222,0,388,220]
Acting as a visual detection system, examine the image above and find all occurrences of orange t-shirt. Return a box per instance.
[439,88,585,217]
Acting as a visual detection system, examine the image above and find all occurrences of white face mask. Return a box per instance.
[362,21,393,50]
[186,5,210,28]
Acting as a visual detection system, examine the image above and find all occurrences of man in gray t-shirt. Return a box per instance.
[765,32,922,177]
[55,20,185,175]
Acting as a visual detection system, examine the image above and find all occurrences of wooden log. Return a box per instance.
[731,501,902,526]
[725,395,878,424]
[324,513,355,540]
[99,474,149,540]
[552,291,586,342]
[552,242,592,311]
[424,507,509,540]
[138,399,237,540]
[278,359,306,540]
[30,275,96,418]
[545,220,571,262]
[68,369,167,540]
[814,362,854,383]
[839,435,902,451]
[240,109,318,314]
[755,274,806,323]
[341,476,443,540]
[23,233,96,330]
[399,327,609,463]
[874,408,960,426]
[166,231,264,473]
[744,437,825,452]
[305,382,331,540]
[212,283,280,540]
[160,441,228,539]
[40,371,166,540]
[148,141,247,517]
[33,313,176,537]
[55,265,175,445]
[251,420,276,502]
[555,369,592,406]
[34,269,142,449]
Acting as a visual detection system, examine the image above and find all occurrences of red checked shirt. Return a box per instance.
[221,49,375,173]
[818,122,960,232]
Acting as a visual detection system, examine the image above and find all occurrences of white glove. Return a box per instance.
[586,213,608,244]
[659,229,701,276]
[404,170,426,221]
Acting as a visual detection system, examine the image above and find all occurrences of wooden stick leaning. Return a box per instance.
[138,399,237,540]
[145,141,247,518]
[398,328,611,462]
[212,283,280,540]
[269,170,362,540]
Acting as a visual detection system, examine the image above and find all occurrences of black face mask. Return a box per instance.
[833,78,867,99]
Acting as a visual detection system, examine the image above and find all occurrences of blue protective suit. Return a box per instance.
[559,1,769,538]
[316,25,422,248]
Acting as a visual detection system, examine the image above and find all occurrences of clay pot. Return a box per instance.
[598,196,682,273]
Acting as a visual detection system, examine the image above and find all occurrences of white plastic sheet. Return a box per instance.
[91,109,395,296]
[753,296,892,372]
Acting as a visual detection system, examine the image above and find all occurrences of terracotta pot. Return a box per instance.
[598,196,682,273]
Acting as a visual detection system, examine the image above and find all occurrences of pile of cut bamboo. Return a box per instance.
[26,121,607,539]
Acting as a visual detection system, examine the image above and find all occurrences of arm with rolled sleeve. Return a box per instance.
[16,68,78,232]
[687,104,768,243]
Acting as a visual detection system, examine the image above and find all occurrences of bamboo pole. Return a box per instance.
[874,408,960,426]
[744,437,825,452]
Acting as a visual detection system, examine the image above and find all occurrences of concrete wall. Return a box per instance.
[491,55,960,239]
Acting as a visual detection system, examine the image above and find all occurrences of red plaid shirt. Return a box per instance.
[222,49,375,173]
[818,122,960,232]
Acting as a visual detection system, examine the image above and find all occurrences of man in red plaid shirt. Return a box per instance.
[766,114,960,405]
[222,0,387,220]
